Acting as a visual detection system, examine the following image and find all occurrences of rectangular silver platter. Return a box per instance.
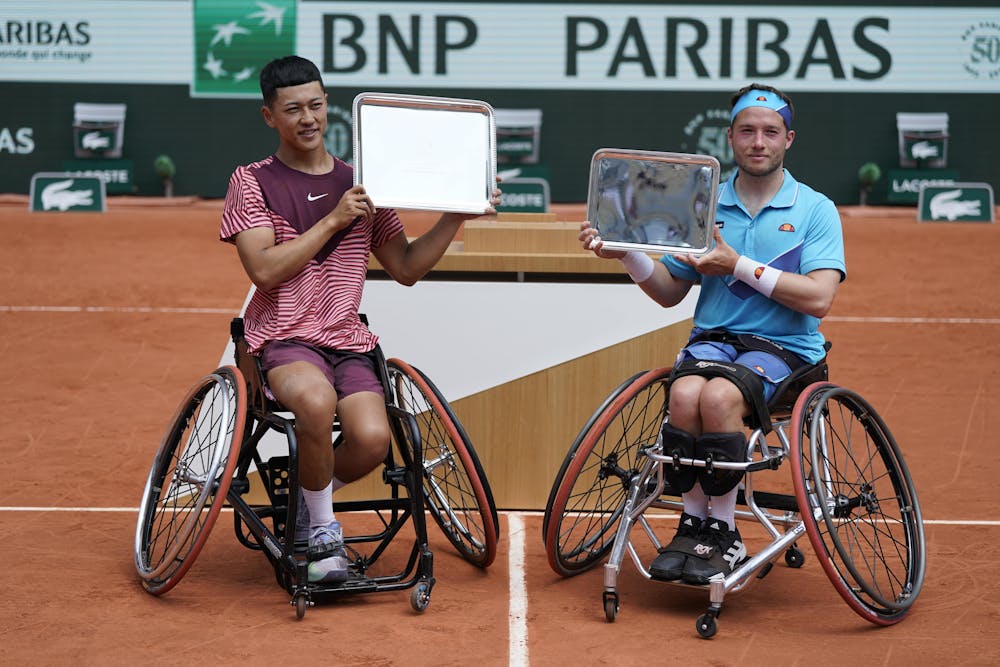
[587,148,720,255]
[353,92,497,214]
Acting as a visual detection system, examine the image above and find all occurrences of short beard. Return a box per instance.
[737,154,783,178]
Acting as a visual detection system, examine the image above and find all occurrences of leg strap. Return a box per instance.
[695,432,747,496]
[660,423,697,494]
[670,359,772,433]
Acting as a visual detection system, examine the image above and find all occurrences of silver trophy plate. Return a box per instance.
[587,149,720,255]
[353,92,497,214]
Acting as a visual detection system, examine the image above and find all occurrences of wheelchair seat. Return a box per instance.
[752,341,832,430]
[764,346,831,417]
[229,316,393,417]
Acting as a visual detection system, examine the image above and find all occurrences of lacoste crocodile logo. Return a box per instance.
[41,179,94,211]
[930,189,981,221]
[911,141,940,160]
[81,131,110,150]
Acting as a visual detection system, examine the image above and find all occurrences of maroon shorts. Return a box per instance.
[258,339,384,400]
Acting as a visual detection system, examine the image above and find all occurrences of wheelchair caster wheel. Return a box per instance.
[292,591,311,620]
[696,613,718,639]
[603,591,619,622]
[785,546,805,568]
[410,581,431,613]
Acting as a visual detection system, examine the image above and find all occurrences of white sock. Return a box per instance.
[708,487,739,531]
[331,476,348,492]
[302,482,336,528]
[681,485,709,521]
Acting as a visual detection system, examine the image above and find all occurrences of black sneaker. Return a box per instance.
[681,519,748,585]
[649,513,704,581]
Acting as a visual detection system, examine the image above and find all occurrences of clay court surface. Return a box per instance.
[1,199,999,666]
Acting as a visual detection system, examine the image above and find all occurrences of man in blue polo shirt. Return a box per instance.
[580,83,846,585]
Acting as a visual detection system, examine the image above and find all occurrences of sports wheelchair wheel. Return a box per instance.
[790,382,926,625]
[387,358,499,568]
[543,368,671,577]
[134,366,246,594]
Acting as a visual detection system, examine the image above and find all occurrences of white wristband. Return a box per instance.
[733,255,781,298]
[620,251,655,283]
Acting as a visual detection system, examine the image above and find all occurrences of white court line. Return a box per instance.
[0,305,236,314]
[827,315,1000,325]
[507,514,529,667]
[4,306,1000,326]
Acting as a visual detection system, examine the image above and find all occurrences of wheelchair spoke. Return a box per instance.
[424,443,485,547]
[544,368,670,576]
[134,367,245,594]
[388,358,498,568]
[792,383,925,624]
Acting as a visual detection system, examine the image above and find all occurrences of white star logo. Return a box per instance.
[203,51,227,79]
[248,2,286,36]
[209,20,250,48]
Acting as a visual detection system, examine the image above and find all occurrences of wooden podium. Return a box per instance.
[346,212,694,510]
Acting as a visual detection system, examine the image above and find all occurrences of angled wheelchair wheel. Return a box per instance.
[543,368,671,577]
[387,358,499,568]
[134,366,246,595]
[790,382,926,625]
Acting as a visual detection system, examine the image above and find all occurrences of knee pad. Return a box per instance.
[660,423,697,494]
[695,432,747,496]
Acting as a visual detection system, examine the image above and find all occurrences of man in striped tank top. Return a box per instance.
[220,55,499,583]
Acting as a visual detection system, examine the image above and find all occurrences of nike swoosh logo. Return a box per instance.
[306,192,328,202]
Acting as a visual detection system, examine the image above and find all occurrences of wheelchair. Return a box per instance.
[543,345,926,638]
[134,317,499,619]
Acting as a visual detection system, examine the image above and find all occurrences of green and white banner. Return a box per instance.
[1,2,997,94]
[192,0,296,97]
[918,183,995,223]
[29,173,106,212]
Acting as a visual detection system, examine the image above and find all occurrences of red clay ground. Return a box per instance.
[1,200,998,665]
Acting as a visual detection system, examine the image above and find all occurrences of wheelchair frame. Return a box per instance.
[134,317,498,619]
[543,356,926,638]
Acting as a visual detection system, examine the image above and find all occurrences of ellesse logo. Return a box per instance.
[778,223,795,232]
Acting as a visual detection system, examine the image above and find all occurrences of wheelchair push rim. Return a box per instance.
[134,366,246,594]
[790,382,926,625]
[543,368,671,577]
[387,358,499,568]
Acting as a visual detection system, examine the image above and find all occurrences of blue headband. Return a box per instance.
[731,89,792,129]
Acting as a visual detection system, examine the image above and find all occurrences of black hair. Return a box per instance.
[259,55,323,106]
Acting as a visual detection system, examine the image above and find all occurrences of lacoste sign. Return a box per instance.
[29,173,106,212]
[497,178,550,214]
[918,182,995,223]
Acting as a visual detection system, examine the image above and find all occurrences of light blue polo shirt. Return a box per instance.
[661,169,846,364]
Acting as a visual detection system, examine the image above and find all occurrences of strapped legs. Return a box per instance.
[695,432,747,495]
[661,423,697,493]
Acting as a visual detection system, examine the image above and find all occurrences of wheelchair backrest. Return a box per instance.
[230,317,277,415]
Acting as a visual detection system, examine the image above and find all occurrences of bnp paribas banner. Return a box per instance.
[1,1,998,95]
